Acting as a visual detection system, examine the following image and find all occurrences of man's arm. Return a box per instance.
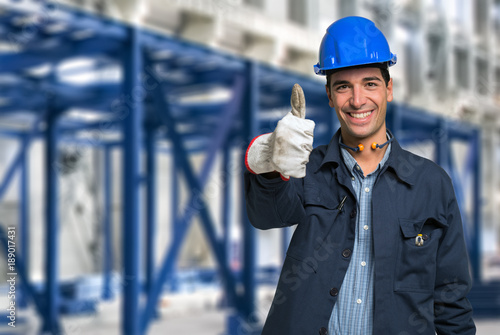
[244,171,306,230]
[244,83,313,230]
[434,180,476,334]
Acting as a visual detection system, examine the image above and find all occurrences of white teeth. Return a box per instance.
[350,111,372,119]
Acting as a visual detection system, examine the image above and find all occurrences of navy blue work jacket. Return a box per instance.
[244,129,475,335]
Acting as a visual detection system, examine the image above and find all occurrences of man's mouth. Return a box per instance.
[348,111,373,119]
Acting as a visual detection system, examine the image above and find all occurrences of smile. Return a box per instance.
[349,111,373,119]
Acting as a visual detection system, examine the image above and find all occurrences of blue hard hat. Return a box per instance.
[314,16,397,75]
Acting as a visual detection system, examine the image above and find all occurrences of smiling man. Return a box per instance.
[244,16,475,335]
[326,65,392,175]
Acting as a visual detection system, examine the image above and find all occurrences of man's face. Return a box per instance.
[326,67,393,142]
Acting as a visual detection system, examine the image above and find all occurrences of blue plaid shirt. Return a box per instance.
[328,136,392,335]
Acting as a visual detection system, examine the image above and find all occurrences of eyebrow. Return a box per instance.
[332,76,383,87]
[331,80,350,87]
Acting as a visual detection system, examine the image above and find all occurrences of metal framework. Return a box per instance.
[0,1,497,334]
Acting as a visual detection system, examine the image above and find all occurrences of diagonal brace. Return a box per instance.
[141,73,245,332]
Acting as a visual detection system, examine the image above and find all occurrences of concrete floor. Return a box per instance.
[3,270,500,334]
[65,309,500,334]
[150,312,500,335]
[5,297,499,335]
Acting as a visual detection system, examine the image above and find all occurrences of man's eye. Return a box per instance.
[366,82,377,87]
[336,85,348,91]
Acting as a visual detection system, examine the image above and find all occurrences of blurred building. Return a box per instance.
[0,0,499,334]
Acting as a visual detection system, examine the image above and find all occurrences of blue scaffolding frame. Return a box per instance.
[0,1,497,334]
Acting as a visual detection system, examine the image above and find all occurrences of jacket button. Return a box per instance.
[350,209,357,218]
[342,249,352,258]
[329,287,338,296]
[319,327,328,335]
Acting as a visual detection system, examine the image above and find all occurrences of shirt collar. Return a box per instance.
[316,128,415,186]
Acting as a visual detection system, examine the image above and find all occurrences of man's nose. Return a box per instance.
[349,86,366,109]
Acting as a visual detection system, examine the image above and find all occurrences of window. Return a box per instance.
[405,31,423,96]
[494,0,500,45]
[474,0,489,37]
[475,58,488,96]
[288,0,307,26]
[454,48,469,90]
[244,0,264,9]
[495,68,500,103]
[339,0,357,17]
[427,34,447,98]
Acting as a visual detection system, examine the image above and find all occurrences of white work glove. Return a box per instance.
[245,83,315,180]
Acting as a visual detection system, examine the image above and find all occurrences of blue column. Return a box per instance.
[121,26,143,335]
[281,227,290,261]
[102,146,113,300]
[170,152,179,292]
[389,103,402,137]
[171,153,178,238]
[19,134,29,308]
[145,127,157,295]
[471,130,481,281]
[240,61,258,327]
[435,120,449,171]
[42,106,61,334]
[222,143,232,269]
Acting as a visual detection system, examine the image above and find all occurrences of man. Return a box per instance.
[244,16,475,335]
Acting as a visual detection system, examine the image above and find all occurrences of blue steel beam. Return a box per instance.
[444,129,481,282]
[435,120,450,173]
[394,130,439,145]
[169,153,179,292]
[141,70,245,333]
[121,26,143,335]
[19,133,29,307]
[145,124,157,298]
[0,128,41,138]
[42,101,61,334]
[58,121,122,135]
[0,36,124,73]
[102,146,113,300]
[471,130,482,281]
[0,81,120,112]
[222,142,232,274]
[387,103,402,137]
[1,1,127,38]
[0,115,43,202]
[398,104,440,130]
[447,122,477,140]
[171,154,179,239]
[447,144,470,249]
[0,149,23,201]
[142,32,245,70]
[241,61,258,325]
[0,225,44,316]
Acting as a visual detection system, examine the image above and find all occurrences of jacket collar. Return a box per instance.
[316,128,415,186]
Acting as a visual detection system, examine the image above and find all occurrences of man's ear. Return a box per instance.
[386,78,393,102]
[325,85,335,108]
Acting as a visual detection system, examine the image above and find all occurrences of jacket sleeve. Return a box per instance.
[244,171,306,230]
[434,178,476,334]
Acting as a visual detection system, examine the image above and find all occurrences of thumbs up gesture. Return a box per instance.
[245,84,315,180]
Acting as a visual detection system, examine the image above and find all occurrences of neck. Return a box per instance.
[340,126,389,164]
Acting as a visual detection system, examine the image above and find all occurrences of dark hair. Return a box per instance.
[325,63,391,90]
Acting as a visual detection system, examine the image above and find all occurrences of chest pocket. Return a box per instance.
[286,186,342,269]
[394,217,447,293]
